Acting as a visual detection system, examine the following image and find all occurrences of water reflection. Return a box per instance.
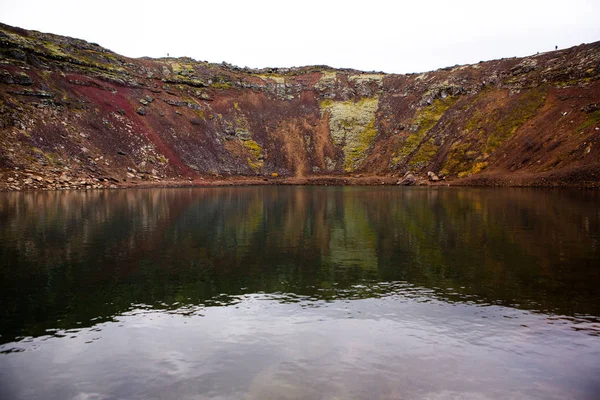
[1,187,600,399]
[0,187,599,343]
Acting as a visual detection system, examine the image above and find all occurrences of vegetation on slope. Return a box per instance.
[0,22,599,189]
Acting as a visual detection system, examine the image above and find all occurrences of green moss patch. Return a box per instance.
[210,82,233,90]
[409,138,439,168]
[345,121,378,171]
[577,109,600,133]
[243,140,263,172]
[441,88,546,178]
[484,87,546,154]
[320,97,379,172]
[393,97,457,166]
[440,142,477,177]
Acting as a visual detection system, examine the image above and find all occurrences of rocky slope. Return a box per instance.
[1,23,599,191]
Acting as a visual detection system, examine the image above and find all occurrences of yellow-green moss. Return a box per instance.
[319,99,334,108]
[304,135,311,149]
[210,82,233,90]
[464,109,485,132]
[392,97,457,166]
[348,74,384,84]
[345,121,378,172]
[75,50,126,73]
[195,109,206,120]
[315,71,337,92]
[441,143,489,178]
[233,112,250,132]
[409,138,439,168]
[166,76,207,87]
[243,140,264,172]
[179,93,206,121]
[31,147,63,166]
[243,140,262,158]
[32,37,126,74]
[247,158,263,171]
[555,77,593,88]
[40,41,69,59]
[441,88,546,178]
[171,63,194,75]
[577,109,600,133]
[440,142,475,177]
[484,87,546,154]
[257,74,285,84]
[457,161,488,178]
[320,97,379,172]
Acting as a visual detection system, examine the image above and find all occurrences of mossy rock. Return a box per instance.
[393,96,458,167]
[320,97,379,172]
[243,140,264,172]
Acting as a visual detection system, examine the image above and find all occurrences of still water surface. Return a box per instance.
[0,186,599,399]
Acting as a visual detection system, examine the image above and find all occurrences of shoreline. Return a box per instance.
[2,170,599,192]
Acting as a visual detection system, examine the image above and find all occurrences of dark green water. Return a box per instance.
[0,186,599,399]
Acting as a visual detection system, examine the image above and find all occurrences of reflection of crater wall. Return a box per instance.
[0,187,599,343]
[369,188,600,313]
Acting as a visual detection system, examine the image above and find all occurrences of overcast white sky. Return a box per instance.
[2,0,599,74]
